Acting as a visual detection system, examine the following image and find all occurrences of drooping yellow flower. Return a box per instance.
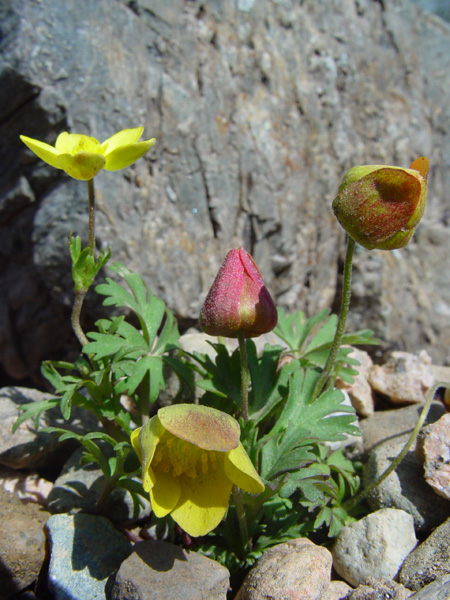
[20,127,155,180]
[131,404,264,537]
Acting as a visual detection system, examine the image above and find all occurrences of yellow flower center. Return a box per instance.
[152,434,218,479]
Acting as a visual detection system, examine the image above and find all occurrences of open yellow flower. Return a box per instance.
[20,127,155,180]
[131,404,264,537]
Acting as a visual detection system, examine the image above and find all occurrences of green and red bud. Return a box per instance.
[332,157,428,250]
[199,247,277,338]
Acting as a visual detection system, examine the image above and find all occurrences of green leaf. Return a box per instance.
[12,398,60,433]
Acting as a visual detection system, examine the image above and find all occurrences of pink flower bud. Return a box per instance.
[199,247,277,338]
[332,157,428,250]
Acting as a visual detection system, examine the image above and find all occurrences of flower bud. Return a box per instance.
[332,158,428,250]
[199,247,277,338]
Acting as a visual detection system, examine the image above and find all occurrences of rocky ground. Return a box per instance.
[0,335,449,600]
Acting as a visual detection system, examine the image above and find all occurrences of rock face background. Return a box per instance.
[1,0,449,383]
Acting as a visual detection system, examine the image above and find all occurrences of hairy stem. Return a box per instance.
[87,178,96,256]
[232,486,250,552]
[71,292,89,346]
[344,382,449,511]
[313,236,355,400]
[238,332,249,424]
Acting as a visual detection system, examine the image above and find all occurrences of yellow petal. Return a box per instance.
[170,459,233,537]
[56,152,106,180]
[150,469,181,517]
[100,127,144,153]
[131,416,166,490]
[158,404,240,452]
[103,139,155,171]
[55,132,102,154]
[20,135,63,170]
[224,442,264,494]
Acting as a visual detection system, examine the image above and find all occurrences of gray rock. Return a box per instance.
[46,513,132,600]
[407,574,450,600]
[235,538,332,600]
[360,401,445,454]
[112,540,229,600]
[363,439,450,531]
[332,508,417,587]
[399,517,450,591]
[0,386,99,470]
[416,414,450,501]
[346,577,413,600]
[0,486,49,598]
[47,447,151,521]
[1,0,450,385]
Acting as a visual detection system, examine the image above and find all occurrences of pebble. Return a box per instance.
[368,350,434,405]
[321,580,353,600]
[363,438,450,531]
[359,401,445,454]
[112,539,230,600]
[346,577,413,599]
[0,485,49,598]
[0,386,98,470]
[46,513,132,600]
[399,517,450,591]
[235,538,332,600]
[416,414,450,501]
[336,347,374,417]
[332,508,417,586]
[0,465,53,506]
[407,574,450,599]
[46,447,152,521]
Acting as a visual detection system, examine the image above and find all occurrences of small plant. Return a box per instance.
[18,128,444,587]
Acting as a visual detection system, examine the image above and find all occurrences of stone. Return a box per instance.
[368,351,434,405]
[112,540,229,600]
[0,465,53,506]
[0,386,99,470]
[336,347,374,417]
[46,447,152,521]
[407,574,450,599]
[0,485,49,599]
[364,439,450,531]
[346,577,413,600]
[399,517,450,591]
[321,580,353,600]
[235,538,332,600]
[46,513,132,600]
[416,414,450,500]
[359,401,445,454]
[2,0,450,386]
[332,508,417,587]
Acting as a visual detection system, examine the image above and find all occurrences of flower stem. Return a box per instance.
[70,178,96,347]
[344,382,450,511]
[312,236,355,400]
[238,331,249,423]
[232,486,250,552]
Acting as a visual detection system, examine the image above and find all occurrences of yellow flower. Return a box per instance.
[131,404,264,537]
[20,127,155,181]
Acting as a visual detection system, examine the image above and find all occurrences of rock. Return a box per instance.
[0,485,49,598]
[112,540,229,600]
[359,401,445,454]
[235,538,332,600]
[364,437,450,531]
[2,0,450,385]
[368,351,434,405]
[336,347,374,417]
[416,414,450,501]
[399,517,450,591]
[46,513,132,600]
[0,465,53,506]
[0,386,98,470]
[332,508,417,587]
[346,577,413,600]
[321,580,353,600]
[46,447,151,521]
[407,574,450,599]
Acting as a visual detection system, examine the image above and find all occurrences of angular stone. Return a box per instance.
[399,517,450,591]
[336,347,374,417]
[407,574,450,599]
[416,414,450,500]
[368,351,434,405]
[235,538,332,600]
[46,513,132,600]
[112,540,229,600]
[332,508,417,587]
